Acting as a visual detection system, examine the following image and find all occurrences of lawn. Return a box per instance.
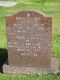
[0,0,60,2]
[0,0,60,80]
[0,74,60,80]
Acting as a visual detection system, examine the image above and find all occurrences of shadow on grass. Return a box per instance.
[0,48,8,73]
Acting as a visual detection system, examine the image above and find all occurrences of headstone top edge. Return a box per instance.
[5,10,52,18]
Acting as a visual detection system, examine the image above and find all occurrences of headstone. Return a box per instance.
[3,10,58,74]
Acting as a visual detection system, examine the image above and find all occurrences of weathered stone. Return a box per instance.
[3,10,58,74]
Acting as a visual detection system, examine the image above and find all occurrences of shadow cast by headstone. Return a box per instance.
[0,48,8,73]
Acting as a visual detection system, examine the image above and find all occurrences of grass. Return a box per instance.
[0,0,60,3]
[0,74,60,80]
[0,0,60,79]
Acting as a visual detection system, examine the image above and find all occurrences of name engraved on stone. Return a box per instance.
[8,45,14,48]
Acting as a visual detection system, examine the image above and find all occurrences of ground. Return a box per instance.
[0,0,60,80]
[0,74,60,80]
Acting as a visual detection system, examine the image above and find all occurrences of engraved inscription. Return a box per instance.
[7,17,50,56]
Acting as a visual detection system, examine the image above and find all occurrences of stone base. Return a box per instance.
[3,57,59,74]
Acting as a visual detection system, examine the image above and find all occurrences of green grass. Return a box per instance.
[32,0,60,3]
[0,1,60,80]
[0,0,60,3]
[0,74,60,80]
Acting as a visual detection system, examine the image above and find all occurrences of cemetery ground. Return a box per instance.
[0,1,60,80]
